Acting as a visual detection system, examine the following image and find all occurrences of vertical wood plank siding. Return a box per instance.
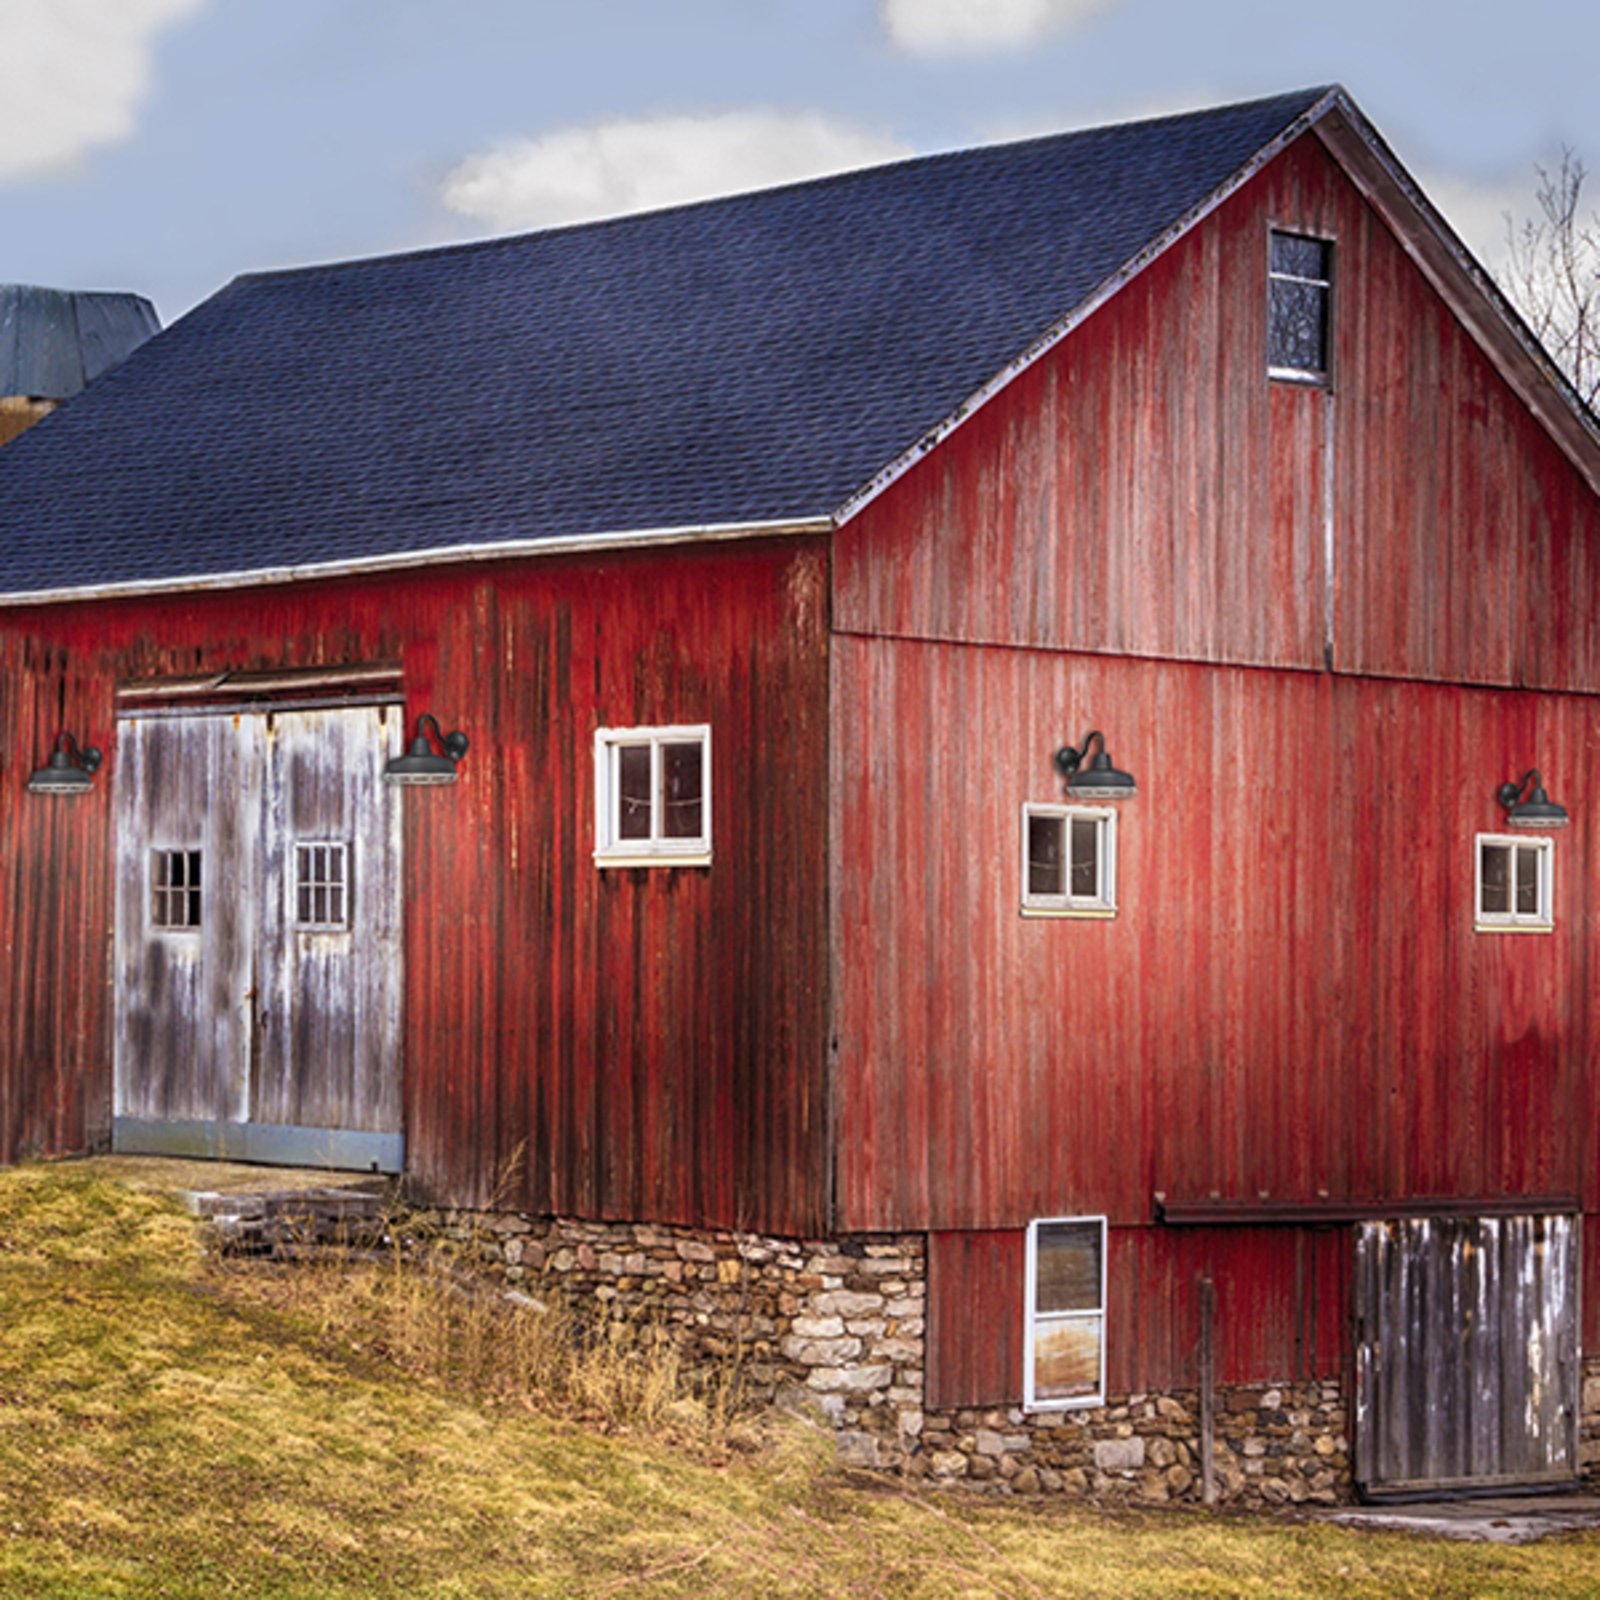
[834,128,1600,1401]
[927,1226,1351,1408]
[0,538,830,1234]
[834,136,1600,690]
[833,638,1600,1248]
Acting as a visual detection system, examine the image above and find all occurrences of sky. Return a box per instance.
[2,0,1598,327]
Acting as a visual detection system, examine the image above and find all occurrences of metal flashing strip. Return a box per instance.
[117,692,404,721]
[1156,1193,1580,1226]
[113,1116,404,1176]
[831,89,1345,529]
[0,515,835,608]
[117,663,403,702]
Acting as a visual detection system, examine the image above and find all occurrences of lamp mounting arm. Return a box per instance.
[1497,769,1542,810]
[1054,729,1106,778]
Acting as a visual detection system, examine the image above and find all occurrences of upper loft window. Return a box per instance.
[594,724,711,867]
[1476,833,1553,933]
[1268,230,1332,382]
[1021,803,1116,918]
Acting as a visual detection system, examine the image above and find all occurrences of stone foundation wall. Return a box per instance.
[414,1210,927,1466]
[916,1383,1349,1504]
[413,1208,1359,1504]
[1583,1356,1600,1484]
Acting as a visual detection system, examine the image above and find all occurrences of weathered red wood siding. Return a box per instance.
[834,640,1600,1234]
[0,537,830,1233]
[835,134,1600,689]
[927,1226,1350,1407]
[833,126,1600,1398]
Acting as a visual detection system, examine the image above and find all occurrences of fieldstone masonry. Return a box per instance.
[406,1211,1600,1504]
[1583,1356,1600,1483]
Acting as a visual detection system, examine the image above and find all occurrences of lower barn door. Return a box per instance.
[114,704,404,1172]
[1353,1214,1578,1497]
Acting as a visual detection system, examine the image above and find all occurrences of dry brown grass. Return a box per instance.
[3,1162,1600,1599]
[214,1204,754,1453]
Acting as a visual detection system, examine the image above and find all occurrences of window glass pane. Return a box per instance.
[1027,813,1063,896]
[1515,846,1541,915]
[1480,842,1510,914]
[1269,279,1328,373]
[617,744,652,839]
[661,741,704,839]
[1069,817,1100,899]
[296,842,351,928]
[1032,1314,1103,1402]
[151,850,202,929]
[1035,1221,1102,1313]
[1270,232,1329,279]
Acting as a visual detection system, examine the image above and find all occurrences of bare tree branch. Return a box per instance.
[1500,148,1600,412]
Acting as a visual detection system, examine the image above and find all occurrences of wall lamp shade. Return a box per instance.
[1497,769,1568,829]
[27,733,102,795]
[384,713,469,786]
[1055,730,1137,799]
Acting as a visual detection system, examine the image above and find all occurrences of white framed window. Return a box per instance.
[1475,833,1553,932]
[1024,1216,1107,1411]
[594,724,711,867]
[1268,228,1332,382]
[1021,803,1116,917]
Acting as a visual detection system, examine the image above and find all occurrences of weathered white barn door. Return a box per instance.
[1354,1214,1578,1497]
[113,704,404,1171]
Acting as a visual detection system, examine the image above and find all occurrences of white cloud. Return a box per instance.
[0,0,207,181]
[880,0,1118,54]
[441,110,911,234]
[1416,166,1532,279]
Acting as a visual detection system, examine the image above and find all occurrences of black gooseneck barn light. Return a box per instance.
[383,713,469,786]
[27,732,103,796]
[1497,769,1568,829]
[1055,729,1137,799]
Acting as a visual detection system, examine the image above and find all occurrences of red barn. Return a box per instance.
[3,87,1599,1502]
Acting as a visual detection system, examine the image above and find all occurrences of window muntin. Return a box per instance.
[1268,229,1332,381]
[1021,804,1116,916]
[295,842,351,931]
[1025,1216,1107,1411]
[1476,834,1553,931]
[150,849,202,930]
[594,724,711,865]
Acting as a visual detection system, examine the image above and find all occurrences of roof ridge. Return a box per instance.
[225,86,1336,293]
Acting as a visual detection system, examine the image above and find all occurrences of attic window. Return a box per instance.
[1268,230,1332,382]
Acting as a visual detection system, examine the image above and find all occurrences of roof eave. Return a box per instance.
[832,85,1600,526]
[830,87,1346,528]
[1309,96,1600,499]
[0,513,835,609]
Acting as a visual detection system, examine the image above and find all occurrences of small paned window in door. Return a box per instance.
[295,842,352,930]
[150,849,203,929]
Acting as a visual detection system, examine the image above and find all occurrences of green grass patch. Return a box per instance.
[0,1164,1596,1597]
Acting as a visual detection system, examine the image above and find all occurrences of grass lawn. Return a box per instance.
[0,1164,1596,1598]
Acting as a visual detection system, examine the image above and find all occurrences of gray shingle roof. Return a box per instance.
[0,88,1332,597]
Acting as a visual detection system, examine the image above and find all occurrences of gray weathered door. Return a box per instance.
[1354,1214,1578,1496]
[113,704,404,1171]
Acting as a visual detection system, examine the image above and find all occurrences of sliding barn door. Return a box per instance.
[114,704,404,1171]
[1354,1214,1578,1496]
